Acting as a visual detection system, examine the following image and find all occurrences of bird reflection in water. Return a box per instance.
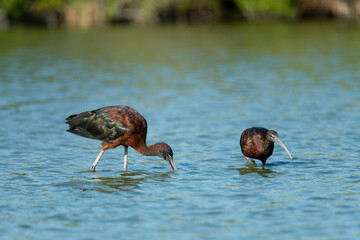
[90,170,172,193]
[238,160,276,177]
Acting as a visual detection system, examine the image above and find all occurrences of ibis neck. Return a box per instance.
[265,139,274,150]
[134,143,159,157]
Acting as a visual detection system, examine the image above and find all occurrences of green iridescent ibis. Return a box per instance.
[240,127,292,167]
[66,105,177,172]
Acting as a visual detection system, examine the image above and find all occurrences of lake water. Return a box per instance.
[1,22,360,239]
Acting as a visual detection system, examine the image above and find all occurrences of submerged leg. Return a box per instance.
[261,160,266,169]
[245,156,256,164]
[123,146,128,171]
[90,149,105,171]
[244,156,257,167]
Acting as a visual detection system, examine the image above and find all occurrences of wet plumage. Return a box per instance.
[66,105,177,171]
[240,127,292,167]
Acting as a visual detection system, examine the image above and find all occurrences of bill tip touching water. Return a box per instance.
[66,105,177,172]
[240,127,292,167]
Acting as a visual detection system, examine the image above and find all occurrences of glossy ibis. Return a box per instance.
[66,105,177,171]
[240,127,292,167]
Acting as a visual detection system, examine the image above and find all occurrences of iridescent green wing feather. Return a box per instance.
[66,108,130,143]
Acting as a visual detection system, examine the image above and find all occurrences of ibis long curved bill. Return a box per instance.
[166,155,178,171]
[273,136,292,160]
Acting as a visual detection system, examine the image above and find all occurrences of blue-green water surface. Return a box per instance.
[1,23,360,239]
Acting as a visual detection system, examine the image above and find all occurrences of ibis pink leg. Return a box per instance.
[90,149,105,171]
[123,146,128,171]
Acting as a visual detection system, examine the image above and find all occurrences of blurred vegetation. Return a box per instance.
[0,0,359,28]
[234,0,297,19]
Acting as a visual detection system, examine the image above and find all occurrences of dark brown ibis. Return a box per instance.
[66,105,177,171]
[240,127,292,167]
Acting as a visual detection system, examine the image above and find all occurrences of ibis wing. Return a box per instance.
[66,108,130,143]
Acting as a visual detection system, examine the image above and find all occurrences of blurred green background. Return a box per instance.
[1,0,359,29]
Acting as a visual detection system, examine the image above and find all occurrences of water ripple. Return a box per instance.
[1,23,360,240]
